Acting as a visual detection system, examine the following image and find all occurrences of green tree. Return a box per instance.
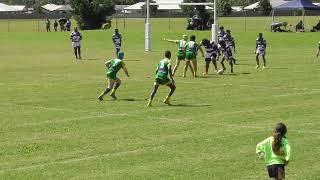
[70,0,115,30]
[218,0,232,16]
[258,0,272,15]
[34,0,45,13]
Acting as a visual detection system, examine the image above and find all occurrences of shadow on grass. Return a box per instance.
[126,59,141,62]
[223,73,238,76]
[239,72,251,75]
[197,75,218,79]
[85,58,100,61]
[120,98,146,102]
[234,63,251,66]
[172,103,211,107]
[267,67,289,70]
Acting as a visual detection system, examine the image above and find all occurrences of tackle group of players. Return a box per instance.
[97,28,268,106]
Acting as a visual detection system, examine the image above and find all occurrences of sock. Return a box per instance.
[104,88,111,94]
[110,88,117,95]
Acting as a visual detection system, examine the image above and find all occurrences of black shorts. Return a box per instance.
[205,54,217,62]
[267,164,285,179]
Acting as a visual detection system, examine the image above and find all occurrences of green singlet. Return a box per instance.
[177,40,187,60]
[185,41,198,60]
[155,58,171,85]
[107,59,125,80]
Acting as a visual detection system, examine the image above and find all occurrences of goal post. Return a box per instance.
[145,0,218,52]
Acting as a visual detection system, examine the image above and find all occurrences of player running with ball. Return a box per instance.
[255,33,267,68]
[147,51,176,107]
[199,38,219,75]
[98,51,129,101]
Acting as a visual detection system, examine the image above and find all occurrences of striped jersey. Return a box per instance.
[70,31,82,42]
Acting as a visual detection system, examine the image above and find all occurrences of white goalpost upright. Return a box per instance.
[145,0,218,52]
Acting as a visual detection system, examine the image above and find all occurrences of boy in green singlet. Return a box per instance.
[185,35,204,77]
[164,35,194,77]
[147,50,176,107]
[98,51,129,101]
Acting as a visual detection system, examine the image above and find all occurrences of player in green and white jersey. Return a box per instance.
[164,35,193,77]
[185,35,204,77]
[147,50,176,107]
[98,51,129,101]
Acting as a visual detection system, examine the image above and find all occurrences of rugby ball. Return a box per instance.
[217,69,224,75]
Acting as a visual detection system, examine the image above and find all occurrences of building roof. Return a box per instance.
[41,4,72,12]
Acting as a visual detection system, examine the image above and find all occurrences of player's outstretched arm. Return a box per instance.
[198,44,204,57]
[123,67,130,77]
[163,38,179,44]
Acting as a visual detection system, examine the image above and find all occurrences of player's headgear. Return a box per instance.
[183,34,188,40]
[117,51,124,60]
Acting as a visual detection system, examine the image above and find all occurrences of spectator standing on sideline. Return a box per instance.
[45,18,51,32]
[66,18,71,31]
[59,20,65,32]
[54,20,58,32]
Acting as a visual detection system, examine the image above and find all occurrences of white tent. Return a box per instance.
[10,5,26,11]
[41,4,72,12]
[244,2,259,10]
[124,2,145,10]
[0,3,18,12]
[244,0,289,10]
[232,6,243,12]
[124,0,213,11]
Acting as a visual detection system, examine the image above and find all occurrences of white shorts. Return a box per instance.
[72,42,81,48]
[256,49,265,56]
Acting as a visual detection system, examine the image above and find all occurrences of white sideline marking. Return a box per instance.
[274,91,320,97]
[26,101,315,127]
[239,84,320,91]
[226,124,320,135]
[132,78,320,92]
[0,103,127,116]
[0,149,141,174]
[20,114,122,127]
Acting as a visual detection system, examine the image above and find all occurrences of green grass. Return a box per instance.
[0,17,320,179]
